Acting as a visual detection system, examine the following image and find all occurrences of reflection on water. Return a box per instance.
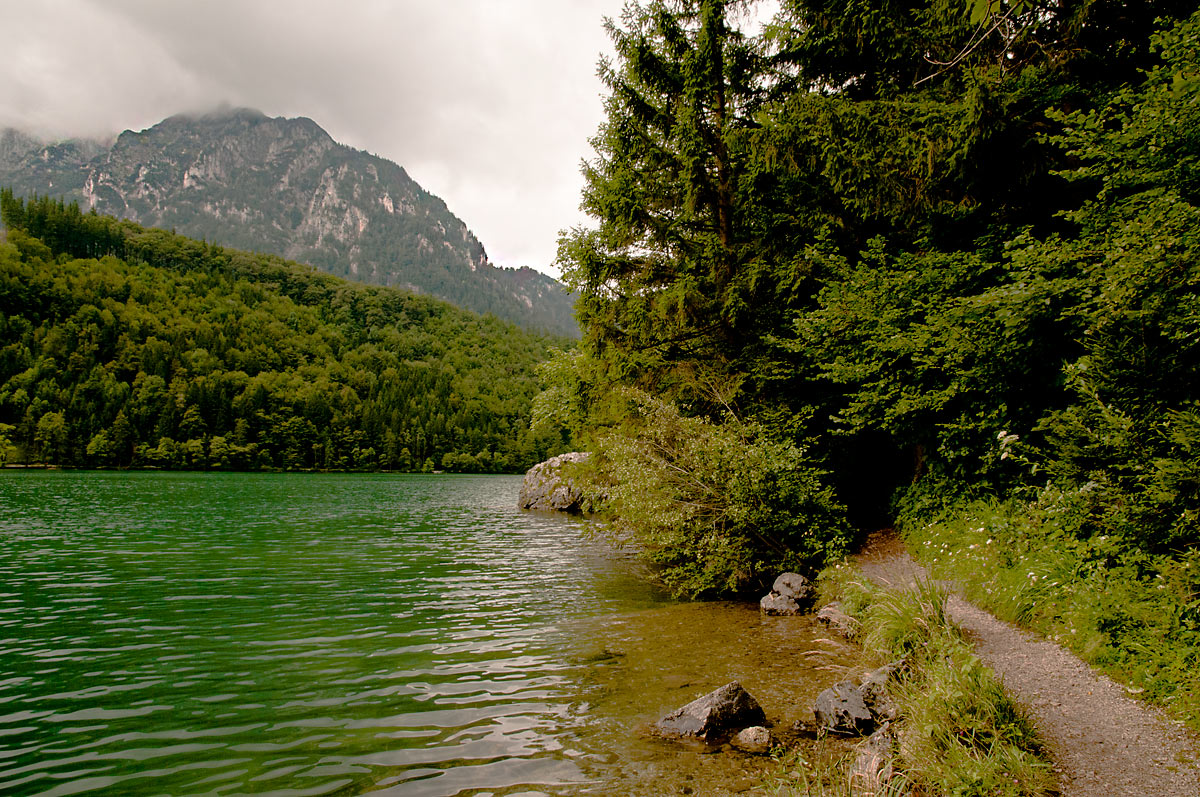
[0,472,858,796]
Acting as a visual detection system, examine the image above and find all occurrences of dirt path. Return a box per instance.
[853,530,1200,797]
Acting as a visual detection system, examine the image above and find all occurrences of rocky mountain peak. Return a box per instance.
[0,109,577,337]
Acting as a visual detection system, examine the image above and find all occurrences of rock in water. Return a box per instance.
[760,592,802,615]
[759,571,814,616]
[730,725,772,754]
[655,681,767,740]
[518,452,590,512]
[813,681,875,735]
[773,572,814,603]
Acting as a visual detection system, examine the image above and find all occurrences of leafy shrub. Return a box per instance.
[593,389,851,597]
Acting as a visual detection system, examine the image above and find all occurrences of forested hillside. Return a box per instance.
[546,0,1200,597]
[0,193,569,471]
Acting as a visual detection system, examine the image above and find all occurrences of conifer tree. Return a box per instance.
[559,0,766,405]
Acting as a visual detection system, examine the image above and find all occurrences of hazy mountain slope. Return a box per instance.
[0,109,577,336]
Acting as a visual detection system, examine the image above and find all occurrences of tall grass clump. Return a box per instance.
[771,571,1055,796]
[763,747,913,796]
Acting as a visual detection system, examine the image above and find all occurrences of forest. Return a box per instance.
[543,0,1200,724]
[0,191,570,472]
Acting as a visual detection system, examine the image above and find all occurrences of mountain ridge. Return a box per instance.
[0,108,577,337]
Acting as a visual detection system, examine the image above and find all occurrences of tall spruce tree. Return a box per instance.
[559,0,768,408]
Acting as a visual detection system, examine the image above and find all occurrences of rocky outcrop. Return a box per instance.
[759,572,815,615]
[655,681,767,740]
[518,452,591,512]
[0,110,578,336]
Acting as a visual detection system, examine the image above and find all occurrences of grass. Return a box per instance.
[902,490,1200,732]
[762,747,914,796]
[764,568,1055,796]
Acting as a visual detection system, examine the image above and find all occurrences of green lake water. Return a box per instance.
[0,472,856,796]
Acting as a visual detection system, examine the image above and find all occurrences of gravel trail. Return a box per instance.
[853,530,1200,797]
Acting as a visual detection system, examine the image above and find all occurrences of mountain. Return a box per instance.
[0,108,578,337]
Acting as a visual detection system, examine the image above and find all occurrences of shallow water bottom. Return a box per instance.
[555,601,863,796]
[354,602,864,796]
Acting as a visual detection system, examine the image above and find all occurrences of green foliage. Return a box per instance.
[0,423,17,466]
[560,0,774,401]
[530,347,589,440]
[0,194,569,471]
[550,3,1200,601]
[1011,10,1200,551]
[903,494,1200,731]
[594,389,850,597]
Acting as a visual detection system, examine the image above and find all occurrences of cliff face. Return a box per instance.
[0,128,107,200]
[0,109,577,337]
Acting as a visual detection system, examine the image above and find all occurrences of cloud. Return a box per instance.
[0,0,622,275]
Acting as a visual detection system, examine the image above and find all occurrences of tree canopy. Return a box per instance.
[550,0,1200,595]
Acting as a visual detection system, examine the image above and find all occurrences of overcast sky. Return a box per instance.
[4,1,779,278]
[3,0,639,277]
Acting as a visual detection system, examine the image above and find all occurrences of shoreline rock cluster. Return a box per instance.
[514,461,910,791]
[763,572,907,794]
[650,572,907,794]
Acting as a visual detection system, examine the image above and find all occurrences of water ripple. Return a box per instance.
[0,472,666,796]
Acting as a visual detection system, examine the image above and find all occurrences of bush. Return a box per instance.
[593,390,851,597]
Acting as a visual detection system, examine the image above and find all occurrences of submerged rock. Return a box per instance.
[729,725,772,754]
[816,601,858,639]
[518,452,591,512]
[759,571,814,615]
[655,681,767,740]
[813,680,875,735]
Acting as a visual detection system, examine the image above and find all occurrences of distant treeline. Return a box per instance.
[0,190,571,471]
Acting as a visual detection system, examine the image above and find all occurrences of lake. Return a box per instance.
[0,472,855,796]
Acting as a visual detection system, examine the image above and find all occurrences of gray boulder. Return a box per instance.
[518,452,590,512]
[813,680,875,736]
[860,660,905,724]
[816,601,858,639]
[760,592,802,615]
[655,681,767,740]
[773,572,814,602]
[759,571,814,615]
[729,725,772,754]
